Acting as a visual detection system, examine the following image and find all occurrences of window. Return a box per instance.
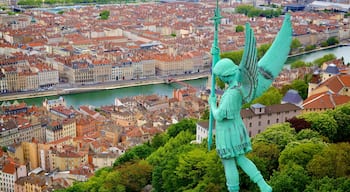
[267,120,270,125]
[258,130,261,134]
[259,114,261,119]
[276,118,279,123]
[249,131,252,137]
[258,121,261,126]
[249,122,252,127]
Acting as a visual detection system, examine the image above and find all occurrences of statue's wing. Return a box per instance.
[255,14,293,98]
[239,23,258,103]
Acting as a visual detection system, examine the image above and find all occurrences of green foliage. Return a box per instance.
[295,129,323,141]
[326,104,350,142]
[304,44,316,51]
[1,146,7,152]
[290,60,312,69]
[118,160,153,192]
[200,107,209,120]
[290,79,309,99]
[114,143,154,167]
[326,36,339,46]
[151,133,168,149]
[167,118,196,138]
[220,50,243,64]
[100,10,110,20]
[345,12,350,18]
[248,142,280,177]
[300,112,338,142]
[270,163,311,192]
[257,43,271,59]
[253,123,296,151]
[235,5,282,18]
[279,140,325,169]
[18,0,41,6]
[147,131,196,192]
[57,10,64,14]
[235,25,244,32]
[291,38,302,50]
[250,87,282,106]
[304,177,350,192]
[62,104,350,192]
[171,33,176,37]
[307,143,350,178]
[235,5,254,15]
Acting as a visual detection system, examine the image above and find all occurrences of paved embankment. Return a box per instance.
[0,73,209,102]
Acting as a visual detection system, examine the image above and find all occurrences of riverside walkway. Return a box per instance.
[0,72,210,102]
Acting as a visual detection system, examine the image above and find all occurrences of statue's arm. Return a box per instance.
[209,97,225,121]
[209,92,235,121]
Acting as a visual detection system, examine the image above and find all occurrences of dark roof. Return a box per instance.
[325,64,340,74]
[282,89,303,104]
[241,103,301,118]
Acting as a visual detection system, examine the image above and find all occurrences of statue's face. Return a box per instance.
[219,68,240,85]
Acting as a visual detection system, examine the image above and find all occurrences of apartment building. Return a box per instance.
[0,160,27,192]
[76,116,97,137]
[55,151,88,171]
[0,116,45,147]
[15,174,48,192]
[46,119,76,143]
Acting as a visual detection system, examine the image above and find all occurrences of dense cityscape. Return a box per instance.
[1,0,350,191]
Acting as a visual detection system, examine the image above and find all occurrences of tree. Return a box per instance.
[221,50,244,64]
[326,36,339,46]
[250,87,282,106]
[300,112,338,142]
[114,143,154,167]
[151,133,168,149]
[147,131,196,192]
[257,43,271,59]
[326,104,350,142]
[236,25,244,32]
[252,123,296,151]
[167,118,196,138]
[249,142,280,176]
[100,10,110,20]
[279,140,325,169]
[286,117,312,133]
[175,148,208,191]
[290,79,308,99]
[118,160,153,192]
[290,60,307,69]
[295,129,324,141]
[307,143,350,178]
[304,177,350,192]
[291,38,302,52]
[312,54,336,67]
[270,163,311,192]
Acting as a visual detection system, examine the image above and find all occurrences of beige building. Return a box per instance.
[92,152,119,170]
[15,174,48,192]
[55,151,88,171]
[112,62,134,81]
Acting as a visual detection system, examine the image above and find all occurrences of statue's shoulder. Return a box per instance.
[222,86,243,98]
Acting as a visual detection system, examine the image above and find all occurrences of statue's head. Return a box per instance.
[213,58,240,84]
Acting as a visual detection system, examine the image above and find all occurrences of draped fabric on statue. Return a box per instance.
[215,87,252,159]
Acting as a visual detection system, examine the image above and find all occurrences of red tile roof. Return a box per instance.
[303,92,350,110]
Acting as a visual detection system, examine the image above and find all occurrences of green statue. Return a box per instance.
[209,14,292,192]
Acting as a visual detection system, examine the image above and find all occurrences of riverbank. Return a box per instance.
[288,43,349,58]
[0,72,209,102]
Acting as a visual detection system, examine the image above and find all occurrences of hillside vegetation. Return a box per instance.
[61,103,350,192]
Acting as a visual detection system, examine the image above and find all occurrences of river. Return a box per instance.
[11,45,350,108]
